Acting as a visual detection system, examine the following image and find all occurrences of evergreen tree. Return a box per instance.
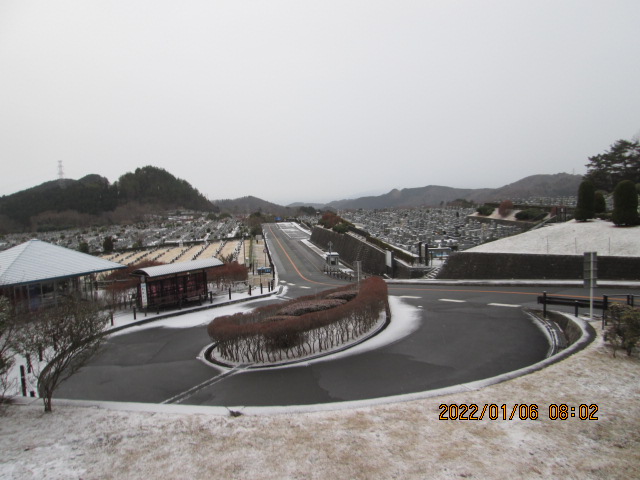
[612,180,639,226]
[574,180,595,221]
[585,139,640,191]
[103,236,114,253]
[594,191,606,214]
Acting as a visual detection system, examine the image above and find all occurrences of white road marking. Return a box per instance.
[399,296,421,299]
[488,303,522,308]
[438,299,467,303]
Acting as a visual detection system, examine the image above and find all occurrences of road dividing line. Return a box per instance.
[438,299,467,303]
[488,303,522,308]
[161,364,251,405]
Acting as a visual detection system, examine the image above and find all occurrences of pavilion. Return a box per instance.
[0,239,125,311]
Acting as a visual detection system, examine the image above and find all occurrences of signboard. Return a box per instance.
[583,251,597,288]
[140,280,148,308]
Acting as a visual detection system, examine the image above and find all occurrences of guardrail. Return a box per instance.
[537,292,637,327]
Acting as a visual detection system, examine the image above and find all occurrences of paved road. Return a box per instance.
[59,223,626,407]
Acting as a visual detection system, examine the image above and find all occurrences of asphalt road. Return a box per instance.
[58,223,628,407]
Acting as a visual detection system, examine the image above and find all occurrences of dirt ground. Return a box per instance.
[1,322,638,480]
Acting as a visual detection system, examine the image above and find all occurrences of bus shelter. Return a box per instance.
[131,258,223,311]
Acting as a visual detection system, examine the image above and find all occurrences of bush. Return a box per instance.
[515,208,546,221]
[476,205,494,216]
[208,277,389,363]
[607,304,640,357]
[278,299,347,316]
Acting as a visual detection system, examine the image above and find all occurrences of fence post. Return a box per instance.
[542,291,547,318]
[228,288,231,300]
[133,307,136,320]
[574,301,579,317]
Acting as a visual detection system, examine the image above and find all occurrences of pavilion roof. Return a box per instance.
[0,239,125,287]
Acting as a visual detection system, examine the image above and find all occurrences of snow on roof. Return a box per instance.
[467,219,640,257]
[131,258,223,278]
[0,239,126,287]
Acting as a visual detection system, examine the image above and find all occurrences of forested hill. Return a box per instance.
[0,166,213,231]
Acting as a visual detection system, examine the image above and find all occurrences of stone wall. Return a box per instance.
[310,227,388,276]
[438,252,640,280]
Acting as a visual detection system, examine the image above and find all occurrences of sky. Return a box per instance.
[1,1,639,206]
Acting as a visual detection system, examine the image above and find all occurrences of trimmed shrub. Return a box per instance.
[278,299,347,316]
[208,277,389,363]
[476,205,494,216]
[515,208,546,221]
[575,179,595,221]
[612,179,639,226]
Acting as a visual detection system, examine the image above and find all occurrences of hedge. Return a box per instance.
[207,277,389,363]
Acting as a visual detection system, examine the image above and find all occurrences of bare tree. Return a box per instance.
[0,297,16,403]
[12,297,110,412]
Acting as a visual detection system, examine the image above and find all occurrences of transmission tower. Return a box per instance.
[57,160,64,186]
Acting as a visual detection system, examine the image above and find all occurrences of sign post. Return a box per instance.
[583,252,597,320]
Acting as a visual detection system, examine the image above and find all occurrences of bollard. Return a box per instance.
[249,285,252,296]
[542,291,547,318]
[133,307,137,320]
[260,283,263,294]
[110,312,114,326]
[229,288,232,300]
[20,366,27,397]
[574,301,579,317]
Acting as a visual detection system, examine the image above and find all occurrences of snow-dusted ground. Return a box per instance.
[468,219,640,257]
[2,326,638,479]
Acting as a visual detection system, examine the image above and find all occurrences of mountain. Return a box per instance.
[116,166,212,211]
[0,166,214,231]
[324,173,582,210]
[213,196,288,215]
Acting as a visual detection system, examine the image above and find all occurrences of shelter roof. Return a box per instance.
[131,258,223,278]
[0,239,125,287]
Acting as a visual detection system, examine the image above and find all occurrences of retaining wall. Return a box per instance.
[438,252,640,280]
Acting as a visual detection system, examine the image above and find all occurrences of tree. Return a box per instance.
[594,191,606,215]
[12,297,109,412]
[584,139,640,191]
[612,180,639,226]
[574,180,595,221]
[0,298,16,402]
[498,200,513,217]
[102,235,114,253]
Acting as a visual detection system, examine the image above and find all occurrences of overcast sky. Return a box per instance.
[1,1,639,205]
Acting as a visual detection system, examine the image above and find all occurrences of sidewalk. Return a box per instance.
[105,287,278,333]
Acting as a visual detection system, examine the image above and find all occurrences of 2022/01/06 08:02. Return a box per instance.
[438,404,599,421]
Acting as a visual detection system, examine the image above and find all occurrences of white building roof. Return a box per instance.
[0,239,126,287]
[131,258,224,278]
